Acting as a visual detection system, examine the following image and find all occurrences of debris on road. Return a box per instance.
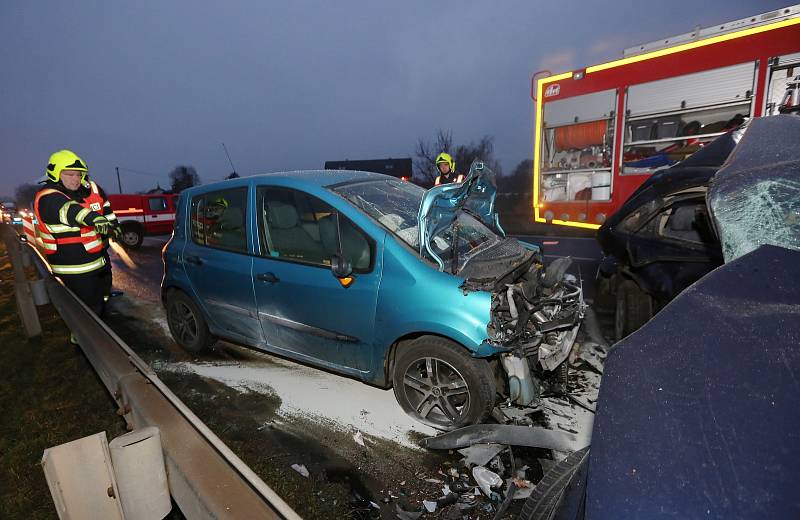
[472,466,503,497]
[353,430,366,447]
[458,443,505,467]
[290,464,309,478]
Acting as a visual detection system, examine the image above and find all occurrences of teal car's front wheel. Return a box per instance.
[393,336,496,430]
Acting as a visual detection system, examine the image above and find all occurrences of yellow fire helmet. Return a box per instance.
[45,149,88,183]
[435,152,455,172]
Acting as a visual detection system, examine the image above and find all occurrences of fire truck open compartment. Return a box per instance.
[540,89,616,205]
[532,5,800,229]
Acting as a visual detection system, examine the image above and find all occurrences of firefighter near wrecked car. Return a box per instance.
[34,150,120,320]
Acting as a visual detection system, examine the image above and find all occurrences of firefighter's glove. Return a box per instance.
[94,217,113,235]
[110,224,123,242]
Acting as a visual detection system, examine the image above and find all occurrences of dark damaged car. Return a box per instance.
[161,161,585,430]
[595,116,800,339]
[521,115,800,519]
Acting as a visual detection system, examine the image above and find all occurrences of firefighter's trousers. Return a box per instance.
[60,267,113,316]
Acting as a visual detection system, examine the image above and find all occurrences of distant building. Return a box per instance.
[324,158,412,181]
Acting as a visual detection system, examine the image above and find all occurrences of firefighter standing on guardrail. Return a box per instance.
[33,150,121,344]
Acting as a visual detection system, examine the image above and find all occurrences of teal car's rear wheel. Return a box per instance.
[166,291,215,353]
[392,336,496,430]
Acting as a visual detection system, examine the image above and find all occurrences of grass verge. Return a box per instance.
[0,241,127,519]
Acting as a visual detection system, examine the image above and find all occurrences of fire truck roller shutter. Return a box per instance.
[543,89,617,127]
[627,62,756,117]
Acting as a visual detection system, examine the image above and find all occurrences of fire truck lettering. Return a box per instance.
[545,84,561,97]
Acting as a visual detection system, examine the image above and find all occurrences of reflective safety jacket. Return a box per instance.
[33,180,117,275]
[434,172,464,186]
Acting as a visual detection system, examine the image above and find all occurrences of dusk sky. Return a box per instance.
[0,0,787,198]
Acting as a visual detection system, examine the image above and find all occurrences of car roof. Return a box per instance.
[187,170,390,195]
[251,169,389,187]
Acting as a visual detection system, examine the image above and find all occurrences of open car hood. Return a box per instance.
[708,114,800,262]
[418,160,505,269]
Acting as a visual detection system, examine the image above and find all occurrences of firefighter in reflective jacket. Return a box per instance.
[434,152,464,185]
[34,150,120,328]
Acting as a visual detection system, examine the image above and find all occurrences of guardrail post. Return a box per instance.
[1,225,42,338]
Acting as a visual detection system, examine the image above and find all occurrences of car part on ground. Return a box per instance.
[584,245,800,518]
[708,114,800,262]
[422,423,586,452]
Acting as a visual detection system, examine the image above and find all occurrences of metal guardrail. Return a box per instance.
[1,225,301,520]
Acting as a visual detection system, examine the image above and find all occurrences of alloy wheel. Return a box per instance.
[169,301,198,345]
[401,357,471,429]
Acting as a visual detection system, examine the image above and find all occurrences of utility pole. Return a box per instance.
[222,142,238,177]
[115,167,123,193]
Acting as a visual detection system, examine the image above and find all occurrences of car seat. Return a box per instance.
[265,201,326,262]
[214,207,246,250]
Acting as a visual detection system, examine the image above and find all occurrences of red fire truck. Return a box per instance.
[107,193,179,248]
[532,5,800,230]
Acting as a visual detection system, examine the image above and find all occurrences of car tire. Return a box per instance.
[614,279,654,341]
[166,290,215,353]
[120,224,144,249]
[518,447,590,520]
[392,336,496,431]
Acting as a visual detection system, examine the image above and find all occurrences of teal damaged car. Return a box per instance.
[162,161,585,430]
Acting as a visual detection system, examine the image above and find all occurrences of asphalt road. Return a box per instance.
[109,235,169,301]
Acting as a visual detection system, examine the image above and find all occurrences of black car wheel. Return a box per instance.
[392,336,496,430]
[615,279,654,341]
[120,224,143,249]
[166,291,215,353]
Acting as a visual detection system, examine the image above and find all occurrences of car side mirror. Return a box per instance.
[331,254,353,279]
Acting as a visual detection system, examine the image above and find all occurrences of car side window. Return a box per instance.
[634,199,715,246]
[657,201,715,245]
[258,187,372,271]
[148,197,168,212]
[190,188,248,252]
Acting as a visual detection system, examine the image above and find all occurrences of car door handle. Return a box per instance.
[184,255,204,265]
[257,272,280,284]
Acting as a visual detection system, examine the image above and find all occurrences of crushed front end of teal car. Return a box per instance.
[340,160,587,428]
[420,162,586,407]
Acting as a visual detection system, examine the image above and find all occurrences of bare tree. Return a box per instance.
[414,130,503,187]
[169,166,200,193]
[14,183,40,210]
[499,159,533,195]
